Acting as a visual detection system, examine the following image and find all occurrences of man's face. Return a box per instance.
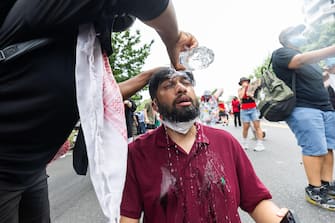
[153,74,199,122]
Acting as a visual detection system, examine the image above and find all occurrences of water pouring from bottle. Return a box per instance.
[179,46,215,71]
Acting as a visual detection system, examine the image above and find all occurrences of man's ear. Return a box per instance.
[152,99,159,111]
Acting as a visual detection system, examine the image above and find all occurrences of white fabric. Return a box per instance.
[329,73,335,91]
[161,118,197,134]
[75,24,128,223]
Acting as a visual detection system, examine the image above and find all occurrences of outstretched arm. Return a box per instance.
[289,45,335,69]
[142,0,198,70]
[118,67,164,100]
[120,216,139,223]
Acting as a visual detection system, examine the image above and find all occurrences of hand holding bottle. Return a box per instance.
[179,46,214,71]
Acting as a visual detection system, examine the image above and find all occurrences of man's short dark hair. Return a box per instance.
[148,67,195,99]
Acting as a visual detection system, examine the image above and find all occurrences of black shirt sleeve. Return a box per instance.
[0,1,16,27]
[272,47,299,69]
[120,0,170,21]
[0,0,108,46]
[272,47,299,84]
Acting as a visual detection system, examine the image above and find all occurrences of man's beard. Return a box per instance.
[157,97,200,122]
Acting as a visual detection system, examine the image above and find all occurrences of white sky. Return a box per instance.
[130,0,305,101]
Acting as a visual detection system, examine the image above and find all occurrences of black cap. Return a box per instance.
[279,24,306,47]
[149,67,195,99]
[238,77,250,86]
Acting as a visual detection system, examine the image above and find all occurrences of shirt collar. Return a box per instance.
[155,122,209,149]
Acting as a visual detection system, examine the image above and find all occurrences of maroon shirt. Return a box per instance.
[121,123,271,223]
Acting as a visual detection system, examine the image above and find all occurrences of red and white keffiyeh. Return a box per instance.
[75,24,128,223]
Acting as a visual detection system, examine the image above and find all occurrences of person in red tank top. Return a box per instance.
[238,77,265,151]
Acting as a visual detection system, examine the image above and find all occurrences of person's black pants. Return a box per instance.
[0,178,50,223]
[234,112,241,127]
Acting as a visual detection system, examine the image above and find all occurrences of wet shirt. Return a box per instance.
[272,47,333,111]
[0,0,169,189]
[121,123,272,223]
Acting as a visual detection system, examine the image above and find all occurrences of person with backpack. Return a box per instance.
[271,24,335,211]
[238,77,265,151]
[0,0,198,222]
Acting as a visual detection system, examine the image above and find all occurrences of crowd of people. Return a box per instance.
[1,0,335,222]
[124,99,163,142]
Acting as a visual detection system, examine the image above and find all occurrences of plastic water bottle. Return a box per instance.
[179,46,215,71]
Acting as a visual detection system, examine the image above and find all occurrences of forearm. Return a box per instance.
[119,67,163,100]
[238,88,245,99]
[120,216,139,223]
[250,200,285,223]
[143,0,179,52]
[289,45,335,69]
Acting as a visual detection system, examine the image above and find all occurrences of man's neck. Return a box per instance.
[166,125,197,154]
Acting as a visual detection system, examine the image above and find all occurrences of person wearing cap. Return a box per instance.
[120,67,291,223]
[0,0,199,222]
[271,24,335,211]
[238,77,265,151]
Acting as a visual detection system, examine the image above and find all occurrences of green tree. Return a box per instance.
[252,55,271,79]
[303,22,335,51]
[109,29,154,101]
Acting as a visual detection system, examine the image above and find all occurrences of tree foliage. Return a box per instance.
[252,55,271,79]
[303,22,335,51]
[109,29,154,101]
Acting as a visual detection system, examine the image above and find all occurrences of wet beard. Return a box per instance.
[157,99,200,122]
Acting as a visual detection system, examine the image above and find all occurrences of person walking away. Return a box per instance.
[124,99,137,142]
[144,100,157,131]
[271,24,335,211]
[231,96,241,127]
[136,110,146,135]
[238,77,265,151]
[120,67,292,223]
[0,0,199,222]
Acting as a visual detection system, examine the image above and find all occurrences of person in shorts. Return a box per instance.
[238,77,265,151]
[271,24,335,211]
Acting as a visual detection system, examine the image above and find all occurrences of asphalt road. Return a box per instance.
[47,120,335,223]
